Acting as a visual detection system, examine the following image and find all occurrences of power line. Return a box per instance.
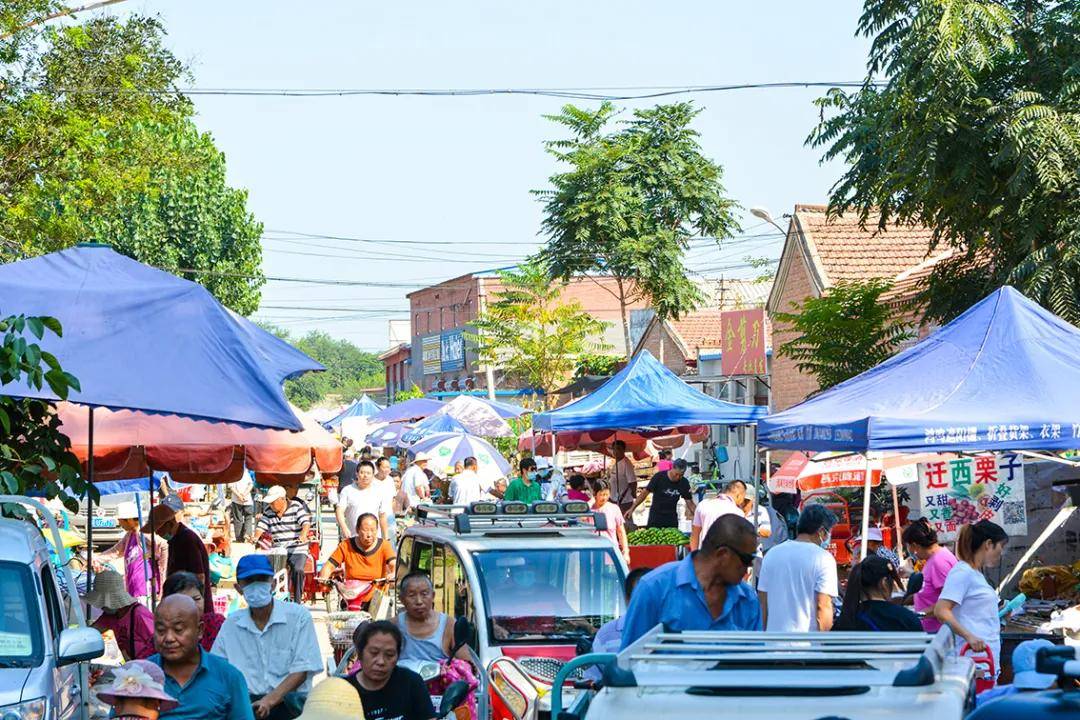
[55,81,883,101]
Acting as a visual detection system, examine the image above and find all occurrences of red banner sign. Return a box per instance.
[721,308,766,376]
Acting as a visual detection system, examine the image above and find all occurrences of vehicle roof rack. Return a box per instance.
[612,625,955,689]
[413,502,607,536]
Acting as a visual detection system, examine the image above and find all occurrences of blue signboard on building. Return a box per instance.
[440,330,465,372]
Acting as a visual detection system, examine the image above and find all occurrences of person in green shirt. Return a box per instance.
[504,458,544,504]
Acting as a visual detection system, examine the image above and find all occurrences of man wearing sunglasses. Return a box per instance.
[620,514,762,649]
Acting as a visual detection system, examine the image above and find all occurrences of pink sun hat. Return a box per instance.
[96,660,179,711]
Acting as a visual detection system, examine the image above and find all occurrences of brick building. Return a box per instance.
[378,343,411,405]
[398,268,649,396]
[767,204,939,412]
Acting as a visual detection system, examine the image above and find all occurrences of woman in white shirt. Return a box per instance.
[934,519,1008,672]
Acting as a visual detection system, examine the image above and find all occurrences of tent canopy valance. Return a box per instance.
[759,287,1080,453]
[57,402,343,485]
[533,350,766,432]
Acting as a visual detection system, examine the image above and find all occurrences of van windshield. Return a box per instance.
[0,562,43,667]
[473,548,624,645]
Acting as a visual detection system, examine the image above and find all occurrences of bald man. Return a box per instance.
[150,595,253,720]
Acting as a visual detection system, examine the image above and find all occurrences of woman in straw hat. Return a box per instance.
[294,678,364,720]
[95,659,179,720]
[85,568,156,661]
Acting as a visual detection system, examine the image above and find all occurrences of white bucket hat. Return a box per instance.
[116,501,139,520]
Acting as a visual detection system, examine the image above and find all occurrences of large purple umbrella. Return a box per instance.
[369,397,445,423]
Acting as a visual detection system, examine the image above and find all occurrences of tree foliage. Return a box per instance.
[573,352,622,378]
[536,102,740,355]
[0,311,86,507]
[470,261,610,409]
[1,12,264,313]
[775,280,915,391]
[394,384,426,403]
[811,0,1080,324]
[258,325,383,410]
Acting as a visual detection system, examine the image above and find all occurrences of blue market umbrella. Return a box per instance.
[366,422,410,447]
[0,245,318,429]
[370,397,445,424]
[0,245,322,586]
[408,431,511,481]
[400,413,469,445]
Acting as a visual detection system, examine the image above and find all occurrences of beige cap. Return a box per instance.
[263,485,287,504]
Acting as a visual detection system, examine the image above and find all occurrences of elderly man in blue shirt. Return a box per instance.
[621,514,762,649]
[150,594,253,720]
[212,555,324,720]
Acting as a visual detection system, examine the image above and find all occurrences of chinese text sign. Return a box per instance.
[917,453,1027,541]
[721,308,766,376]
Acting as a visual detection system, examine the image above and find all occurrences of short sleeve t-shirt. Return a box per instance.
[833,600,924,632]
[644,472,692,528]
[328,538,395,583]
[337,483,388,537]
[914,546,958,632]
[939,560,1001,660]
[347,666,436,720]
[758,540,839,632]
[692,495,743,539]
[592,501,625,546]
[504,478,544,504]
[256,498,310,550]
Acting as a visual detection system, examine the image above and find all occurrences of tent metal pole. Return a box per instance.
[891,481,905,566]
[85,406,95,597]
[147,472,158,612]
[859,454,872,562]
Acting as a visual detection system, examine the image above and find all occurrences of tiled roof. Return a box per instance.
[669,310,726,349]
[793,204,938,286]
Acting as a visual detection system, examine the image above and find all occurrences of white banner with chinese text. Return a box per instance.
[917,453,1027,541]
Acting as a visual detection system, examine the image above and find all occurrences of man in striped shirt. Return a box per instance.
[255,485,311,603]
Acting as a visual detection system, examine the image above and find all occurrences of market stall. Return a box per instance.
[534,350,766,566]
[0,245,323,595]
[758,286,1080,657]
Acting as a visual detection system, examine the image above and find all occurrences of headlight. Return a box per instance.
[0,698,46,720]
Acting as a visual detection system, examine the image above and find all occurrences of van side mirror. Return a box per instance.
[452,616,475,656]
[57,627,104,667]
[904,572,924,598]
[439,681,469,718]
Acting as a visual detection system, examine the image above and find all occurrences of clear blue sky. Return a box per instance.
[109,0,871,350]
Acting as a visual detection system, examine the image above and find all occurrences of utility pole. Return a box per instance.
[477,278,497,401]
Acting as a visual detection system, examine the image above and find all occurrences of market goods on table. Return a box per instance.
[627,528,689,546]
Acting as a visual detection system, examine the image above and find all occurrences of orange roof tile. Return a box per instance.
[793,204,938,286]
[668,310,725,349]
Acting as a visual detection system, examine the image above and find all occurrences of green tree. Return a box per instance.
[258,324,384,410]
[775,280,915,391]
[470,261,610,409]
[394,384,427,403]
[811,0,1080,324]
[1,14,264,313]
[0,311,86,508]
[573,352,621,378]
[536,102,740,356]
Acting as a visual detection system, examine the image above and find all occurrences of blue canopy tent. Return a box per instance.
[370,397,445,423]
[0,245,323,591]
[759,287,1080,454]
[759,286,1080,561]
[323,394,384,431]
[533,350,767,431]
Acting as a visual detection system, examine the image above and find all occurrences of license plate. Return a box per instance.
[92,518,117,529]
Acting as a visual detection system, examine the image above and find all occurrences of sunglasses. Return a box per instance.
[720,544,757,567]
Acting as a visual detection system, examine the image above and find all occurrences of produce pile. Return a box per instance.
[627,528,689,546]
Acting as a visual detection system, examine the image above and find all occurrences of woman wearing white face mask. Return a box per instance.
[210,555,324,720]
